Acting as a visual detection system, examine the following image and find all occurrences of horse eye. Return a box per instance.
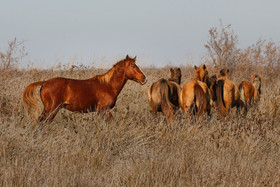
[132,65,136,68]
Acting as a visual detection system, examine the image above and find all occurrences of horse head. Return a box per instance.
[219,68,229,78]
[124,55,147,85]
[194,64,207,82]
[169,67,181,85]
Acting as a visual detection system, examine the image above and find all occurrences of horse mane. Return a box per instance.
[95,59,125,84]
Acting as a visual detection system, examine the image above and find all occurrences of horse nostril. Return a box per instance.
[144,77,148,83]
[140,77,147,85]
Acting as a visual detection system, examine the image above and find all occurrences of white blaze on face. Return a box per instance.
[137,64,148,84]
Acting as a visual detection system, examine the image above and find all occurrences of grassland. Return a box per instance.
[0,65,280,186]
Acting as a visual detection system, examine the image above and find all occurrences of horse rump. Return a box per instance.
[193,83,207,117]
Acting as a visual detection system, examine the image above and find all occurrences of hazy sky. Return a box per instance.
[1,0,280,68]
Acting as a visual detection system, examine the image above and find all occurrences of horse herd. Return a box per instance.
[22,55,261,124]
[148,64,261,122]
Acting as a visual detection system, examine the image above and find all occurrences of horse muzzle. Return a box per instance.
[140,77,148,85]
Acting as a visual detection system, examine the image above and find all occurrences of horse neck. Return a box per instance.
[108,69,128,96]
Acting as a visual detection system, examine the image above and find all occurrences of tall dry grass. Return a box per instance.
[0,65,280,186]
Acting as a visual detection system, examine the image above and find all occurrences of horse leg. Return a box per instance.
[163,109,174,125]
[38,109,47,122]
[39,103,62,124]
[98,108,114,123]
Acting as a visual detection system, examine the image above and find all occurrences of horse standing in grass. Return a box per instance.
[147,68,182,122]
[22,55,147,123]
[180,65,211,119]
[238,75,262,113]
[216,69,240,117]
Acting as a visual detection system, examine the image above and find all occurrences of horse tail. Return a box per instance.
[22,81,45,119]
[216,79,227,116]
[238,83,246,106]
[159,79,174,119]
[193,83,207,117]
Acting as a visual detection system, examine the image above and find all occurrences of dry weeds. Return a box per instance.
[0,66,279,186]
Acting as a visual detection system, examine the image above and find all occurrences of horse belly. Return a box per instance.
[64,97,97,112]
[64,89,98,112]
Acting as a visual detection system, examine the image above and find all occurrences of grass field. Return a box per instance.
[0,65,280,186]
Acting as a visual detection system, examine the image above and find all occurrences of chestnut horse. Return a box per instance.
[238,74,262,112]
[180,65,211,119]
[147,68,181,122]
[216,69,240,117]
[22,55,147,123]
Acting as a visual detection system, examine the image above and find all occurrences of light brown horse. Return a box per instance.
[216,69,240,117]
[180,65,211,119]
[22,55,147,123]
[180,80,210,119]
[147,68,181,122]
[238,74,262,112]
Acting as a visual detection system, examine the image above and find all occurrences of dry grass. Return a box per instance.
[0,66,280,186]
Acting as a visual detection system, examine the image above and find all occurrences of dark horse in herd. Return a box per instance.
[22,55,262,124]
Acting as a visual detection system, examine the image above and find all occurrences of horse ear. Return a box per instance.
[126,55,129,60]
[226,69,229,73]
[203,64,206,70]
[194,65,197,70]
[170,68,174,72]
[133,56,137,61]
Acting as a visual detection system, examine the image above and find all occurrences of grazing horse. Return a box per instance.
[216,69,240,117]
[22,55,147,123]
[238,74,262,112]
[147,68,181,122]
[180,65,211,119]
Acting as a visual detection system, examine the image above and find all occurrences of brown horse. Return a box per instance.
[180,80,210,119]
[180,65,211,119]
[22,55,147,123]
[147,68,181,122]
[238,74,262,112]
[216,69,240,117]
